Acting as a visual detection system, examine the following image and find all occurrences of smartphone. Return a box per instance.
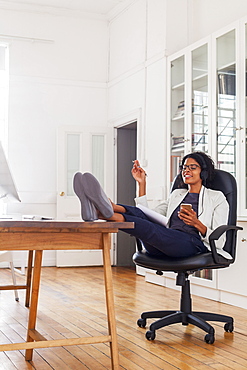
[180,203,192,212]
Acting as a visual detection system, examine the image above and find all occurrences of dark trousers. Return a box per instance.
[119,205,208,258]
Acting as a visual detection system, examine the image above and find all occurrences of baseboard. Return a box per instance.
[136,266,247,309]
[0,252,56,269]
[219,290,247,310]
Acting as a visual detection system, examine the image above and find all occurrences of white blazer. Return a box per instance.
[135,185,231,259]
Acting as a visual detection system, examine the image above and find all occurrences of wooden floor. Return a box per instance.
[0,266,247,370]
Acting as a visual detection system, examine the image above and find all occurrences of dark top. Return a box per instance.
[169,193,200,237]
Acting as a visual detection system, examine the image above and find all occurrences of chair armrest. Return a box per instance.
[136,238,144,251]
[209,225,243,264]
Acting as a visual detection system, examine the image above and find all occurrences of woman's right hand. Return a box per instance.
[131,160,147,197]
[131,160,146,183]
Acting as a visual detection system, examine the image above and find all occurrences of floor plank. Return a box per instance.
[0,266,247,369]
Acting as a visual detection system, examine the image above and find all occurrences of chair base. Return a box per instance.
[137,278,234,344]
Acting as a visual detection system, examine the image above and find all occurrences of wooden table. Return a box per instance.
[0,220,134,369]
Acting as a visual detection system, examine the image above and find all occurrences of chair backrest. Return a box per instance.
[171,169,238,258]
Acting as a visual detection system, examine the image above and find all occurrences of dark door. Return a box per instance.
[117,122,137,266]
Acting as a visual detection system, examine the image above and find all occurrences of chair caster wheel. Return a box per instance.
[224,322,233,332]
[137,318,146,328]
[204,333,215,344]
[146,330,156,341]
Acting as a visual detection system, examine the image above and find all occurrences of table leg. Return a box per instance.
[25,250,43,361]
[102,233,119,370]
[25,250,33,308]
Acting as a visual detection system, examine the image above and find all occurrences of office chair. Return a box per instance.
[133,169,242,344]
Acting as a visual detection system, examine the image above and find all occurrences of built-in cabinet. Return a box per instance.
[167,20,247,217]
[168,42,210,182]
[137,18,247,310]
[167,19,247,307]
[167,29,239,187]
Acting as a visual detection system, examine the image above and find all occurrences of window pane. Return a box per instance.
[0,44,8,145]
[216,30,236,176]
[192,44,208,153]
[170,56,185,182]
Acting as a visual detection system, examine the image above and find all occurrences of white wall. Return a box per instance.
[189,0,247,44]
[108,0,247,204]
[165,0,247,53]
[0,7,108,266]
[2,0,247,267]
[1,9,108,216]
[108,0,168,203]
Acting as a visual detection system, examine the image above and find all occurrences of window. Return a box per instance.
[0,44,9,147]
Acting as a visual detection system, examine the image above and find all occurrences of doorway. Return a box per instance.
[116,122,137,266]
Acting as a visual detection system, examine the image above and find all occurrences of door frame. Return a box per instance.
[112,109,143,265]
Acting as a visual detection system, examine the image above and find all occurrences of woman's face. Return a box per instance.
[181,157,202,187]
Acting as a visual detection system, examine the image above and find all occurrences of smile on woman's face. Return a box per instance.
[181,158,202,188]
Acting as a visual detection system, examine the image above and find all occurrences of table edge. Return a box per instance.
[0,220,134,230]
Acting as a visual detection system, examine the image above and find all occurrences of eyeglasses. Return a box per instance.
[180,164,201,171]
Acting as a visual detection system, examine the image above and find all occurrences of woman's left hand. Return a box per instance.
[178,208,207,236]
[178,208,197,226]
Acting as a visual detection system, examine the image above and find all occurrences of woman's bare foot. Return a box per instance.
[97,200,126,221]
[107,212,125,222]
[98,211,125,222]
[109,200,126,214]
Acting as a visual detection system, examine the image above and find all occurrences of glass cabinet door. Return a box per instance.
[216,30,236,176]
[191,44,208,153]
[168,23,247,217]
[170,55,185,181]
[191,44,212,281]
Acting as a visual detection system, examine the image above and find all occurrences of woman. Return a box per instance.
[73,151,230,259]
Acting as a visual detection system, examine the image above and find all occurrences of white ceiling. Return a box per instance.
[0,0,129,15]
